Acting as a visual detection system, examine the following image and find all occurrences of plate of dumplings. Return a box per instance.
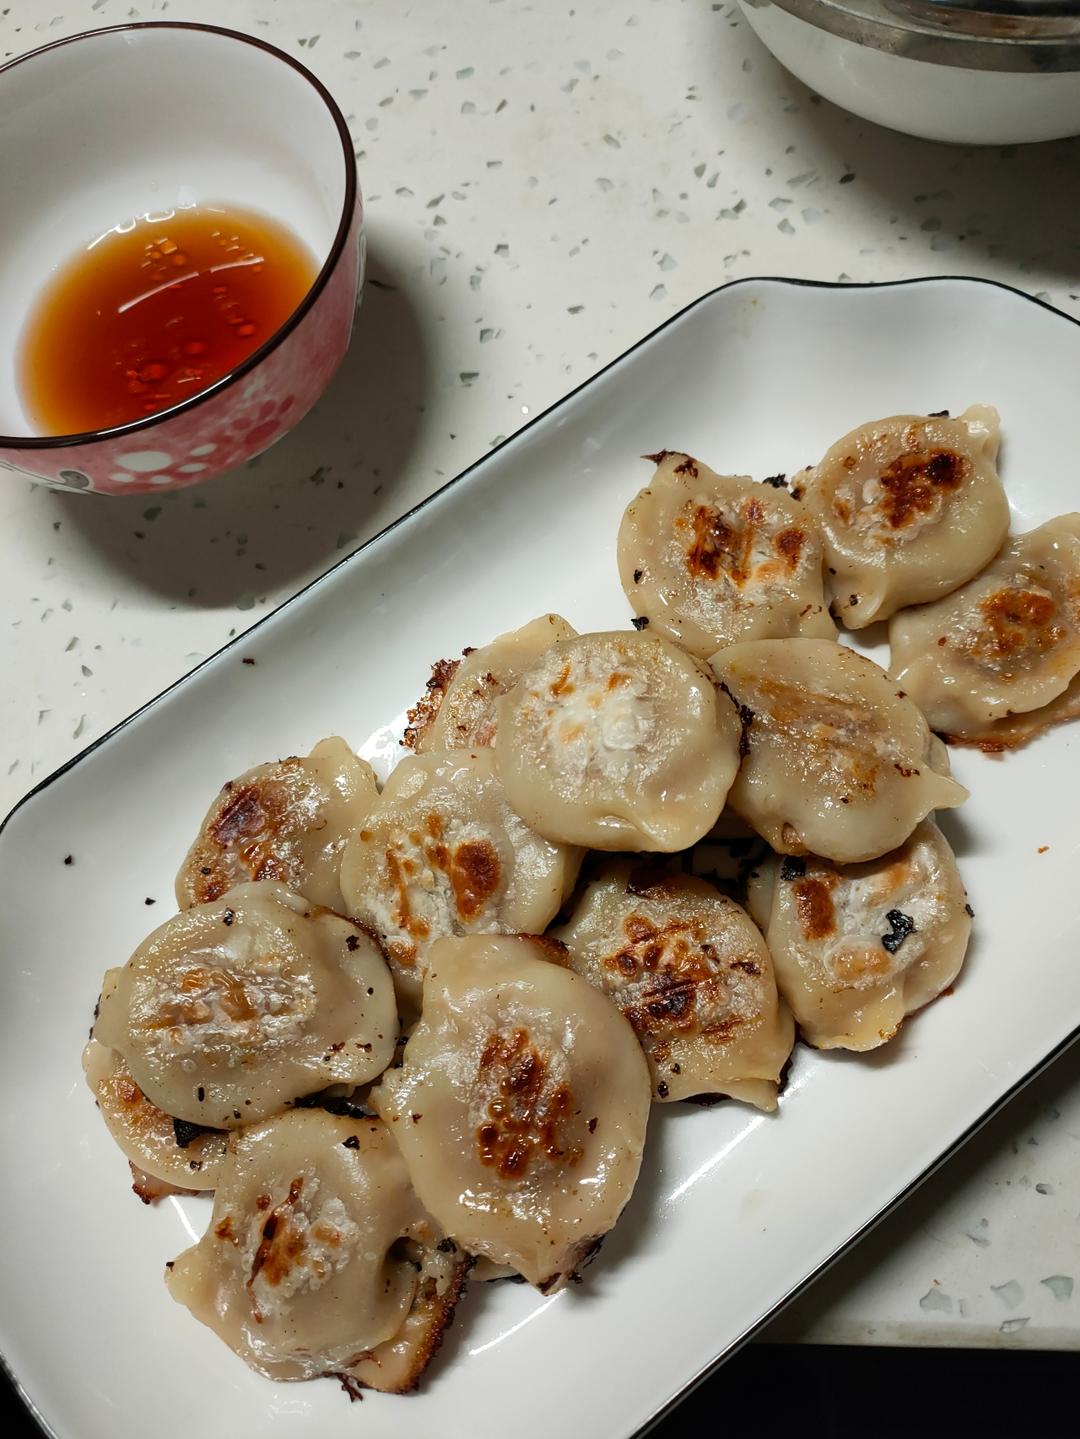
[3,276,1079,1439]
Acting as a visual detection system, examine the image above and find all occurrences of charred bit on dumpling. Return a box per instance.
[711,638,967,864]
[554,861,793,1109]
[406,616,577,753]
[801,406,1009,629]
[176,737,379,913]
[402,656,463,750]
[340,749,581,1011]
[889,514,1080,747]
[93,881,398,1131]
[618,452,836,658]
[372,935,651,1293]
[167,1109,471,1393]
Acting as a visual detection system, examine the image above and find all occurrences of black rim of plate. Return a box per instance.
[2,273,1079,1439]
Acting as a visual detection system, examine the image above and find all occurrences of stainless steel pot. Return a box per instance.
[739,0,1080,142]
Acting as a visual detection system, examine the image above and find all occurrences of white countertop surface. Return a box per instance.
[3,0,1079,1351]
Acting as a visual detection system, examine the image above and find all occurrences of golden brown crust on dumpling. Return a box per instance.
[83,1034,227,1193]
[889,515,1080,741]
[802,406,1009,629]
[95,882,398,1130]
[402,657,462,751]
[553,862,793,1109]
[340,751,581,1011]
[371,936,651,1292]
[167,1110,467,1391]
[710,639,967,863]
[618,453,835,657]
[176,737,379,913]
[340,1243,473,1394]
[407,615,577,753]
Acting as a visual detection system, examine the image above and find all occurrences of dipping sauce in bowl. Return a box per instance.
[19,204,318,436]
[0,21,363,496]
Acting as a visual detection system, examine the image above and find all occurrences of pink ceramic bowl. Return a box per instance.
[0,23,363,495]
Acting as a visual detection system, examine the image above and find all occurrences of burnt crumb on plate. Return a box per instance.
[762,473,788,489]
[928,409,950,418]
[144,897,156,906]
[632,568,643,584]
[63,854,74,866]
[241,657,256,666]
[965,902,975,917]
[631,615,650,630]
[342,1135,361,1149]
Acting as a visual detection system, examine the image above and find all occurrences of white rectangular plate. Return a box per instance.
[3,277,1079,1439]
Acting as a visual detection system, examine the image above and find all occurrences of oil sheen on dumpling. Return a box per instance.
[801,406,1009,629]
[553,863,793,1109]
[495,630,742,851]
[371,935,651,1292]
[167,1109,471,1390]
[339,750,580,1010]
[406,614,577,751]
[93,881,397,1130]
[83,1023,227,1192]
[759,820,970,1050]
[617,452,835,657]
[710,639,967,863]
[889,515,1080,741]
[176,737,379,912]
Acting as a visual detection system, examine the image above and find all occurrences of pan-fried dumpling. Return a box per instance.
[618,452,835,657]
[710,639,967,862]
[93,881,398,1130]
[889,515,1080,741]
[495,630,742,851]
[83,1027,228,1191]
[405,615,577,751]
[758,820,970,1050]
[371,935,651,1292]
[552,863,793,1109]
[339,750,580,1011]
[800,406,1009,629]
[176,737,379,912]
[166,1109,471,1391]
[950,673,1080,753]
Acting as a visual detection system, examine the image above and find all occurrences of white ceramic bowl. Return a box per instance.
[739,0,1080,145]
[0,23,363,494]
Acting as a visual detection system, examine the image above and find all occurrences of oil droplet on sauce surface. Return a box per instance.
[18,204,318,435]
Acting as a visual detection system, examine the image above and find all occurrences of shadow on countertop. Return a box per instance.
[44,235,431,607]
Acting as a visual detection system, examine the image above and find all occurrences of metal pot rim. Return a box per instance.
[741,0,1080,71]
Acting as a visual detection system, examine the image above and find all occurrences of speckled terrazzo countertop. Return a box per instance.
[3,0,1080,1352]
